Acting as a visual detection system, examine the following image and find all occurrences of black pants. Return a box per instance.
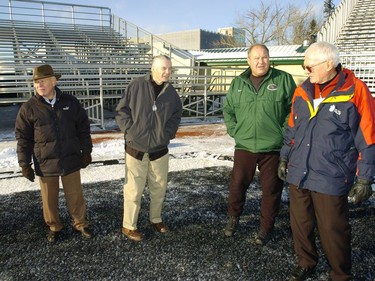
[227,150,283,233]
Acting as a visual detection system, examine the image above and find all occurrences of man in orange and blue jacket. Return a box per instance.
[278,42,375,281]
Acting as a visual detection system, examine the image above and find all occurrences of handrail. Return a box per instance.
[111,15,195,68]
[3,0,111,26]
[1,0,196,68]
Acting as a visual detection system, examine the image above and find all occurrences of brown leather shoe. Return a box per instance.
[122,227,143,241]
[151,222,169,233]
[289,265,316,281]
[74,227,92,239]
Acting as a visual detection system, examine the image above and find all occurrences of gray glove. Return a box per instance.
[277,159,287,181]
[348,178,373,204]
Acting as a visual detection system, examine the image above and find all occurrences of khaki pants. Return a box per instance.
[123,152,169,230]
[39,170,88,232]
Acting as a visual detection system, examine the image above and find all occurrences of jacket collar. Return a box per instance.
[35,86,62,103]
[301,68,356,98]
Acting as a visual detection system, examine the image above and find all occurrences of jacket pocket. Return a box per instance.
[331,148,357,182]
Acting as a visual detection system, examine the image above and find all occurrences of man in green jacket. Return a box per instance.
[223,44,296,245]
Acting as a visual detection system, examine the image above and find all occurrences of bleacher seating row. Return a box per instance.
[0,0,239,127]
[318,0,375,93]
[0,2,173,126]
[1,0,374,128]
[0,19,153,67]
[335,0,375,53]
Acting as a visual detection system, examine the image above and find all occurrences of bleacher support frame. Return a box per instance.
[1,0,374,129]
[0,0,234,128]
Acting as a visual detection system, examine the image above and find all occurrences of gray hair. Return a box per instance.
[152,54,171,67]
[305,42,340,67]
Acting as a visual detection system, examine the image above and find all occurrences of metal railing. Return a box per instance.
[1,0,196,67]
[3,0,111,26]
[317,0,359,43]
[1,0,374,130]
[0,63,246,128]
[341,53,375,94]
[111,15,195,68]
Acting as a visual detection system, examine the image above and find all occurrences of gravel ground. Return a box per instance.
[0,166,374,281]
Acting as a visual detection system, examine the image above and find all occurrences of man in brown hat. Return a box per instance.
[15,64,93,242]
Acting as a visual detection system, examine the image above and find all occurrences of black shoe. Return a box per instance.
[289,265,316,281]
[224,216,239,237]
[254,230,270,246]
[74,227,92,239]
[47,230,59,243]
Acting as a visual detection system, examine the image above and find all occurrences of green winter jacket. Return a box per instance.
[223,67,296,152]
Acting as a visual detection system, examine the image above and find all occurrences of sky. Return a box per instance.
[69,0,341,34]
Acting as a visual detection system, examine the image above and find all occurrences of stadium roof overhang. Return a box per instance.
[189,44,307,67]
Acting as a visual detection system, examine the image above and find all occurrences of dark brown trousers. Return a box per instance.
[289,185,352,281]
[227,150,283,233]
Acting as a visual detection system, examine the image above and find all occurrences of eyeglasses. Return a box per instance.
[302,60,327,72]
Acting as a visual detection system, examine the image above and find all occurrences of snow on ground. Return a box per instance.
[1,117,374,280]
[0,120,235,194]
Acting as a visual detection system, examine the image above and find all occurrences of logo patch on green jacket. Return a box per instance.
[267,84,278,91]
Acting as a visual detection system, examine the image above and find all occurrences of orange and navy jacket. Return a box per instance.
[280,68,375,196]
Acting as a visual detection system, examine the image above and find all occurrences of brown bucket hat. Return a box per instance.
[32,64,61,81]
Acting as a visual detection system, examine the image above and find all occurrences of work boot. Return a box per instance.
[254,230,271,246]
[224,216,239,237]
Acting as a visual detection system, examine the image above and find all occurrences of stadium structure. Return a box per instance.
[0,0,374,128]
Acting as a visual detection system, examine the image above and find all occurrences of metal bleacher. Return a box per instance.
[2,0,374,129]
[334,0,375,53]
[317,0,375,94]
[0,0,238,128]
[0,0,152,126]
[0,19,150,127]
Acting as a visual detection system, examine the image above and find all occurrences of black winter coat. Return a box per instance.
[115,73,182,154]
[15,87,92,177]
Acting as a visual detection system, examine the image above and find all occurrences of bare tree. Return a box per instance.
[291,17,320,44]
[308,19,319,43]
[211,36,245,49]
[236,0,321,46]
[237,1,278,45]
